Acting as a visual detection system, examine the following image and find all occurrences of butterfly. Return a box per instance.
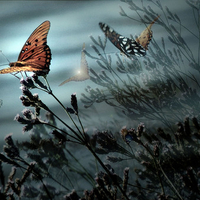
[0,21,51,75]
[120,126,134,144]
[59,43,90,86]
[99,16,160,58]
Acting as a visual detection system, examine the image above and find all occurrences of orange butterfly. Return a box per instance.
[0,21,51,75]
[59,43,90,86]
[135,15,160,50]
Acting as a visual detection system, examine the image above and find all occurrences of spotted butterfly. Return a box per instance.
[0,21,51,75]
[59,43,90,86]
[99,16,160,58]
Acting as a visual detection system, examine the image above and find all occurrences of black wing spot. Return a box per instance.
[35,39,38,42]
[31,49,34,53]
[35,44,37,47]
[26,41,31,46]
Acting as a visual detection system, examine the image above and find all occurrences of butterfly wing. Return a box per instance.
[99,22,146,57]
[79,43,90,79]
[0,21,51,75]
[136,16,160,50]
[59,43,90,86]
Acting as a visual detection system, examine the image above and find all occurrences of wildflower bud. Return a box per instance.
[33,93,39,101]
[21,87,34,101]
[102,173,110,186]
[154,145,159,157]
[32,73,38,81]
[22,109,33,119]
[84,190,89,197]
[137,123,145,136]
[51,130,67,144]
[20,77,35,89]
[20,78,27,86]
[104,163,115,174]
[23,124,33,132]
[4,145,19,159]
[26,77,35,86]
[19,95,26,102]
[4,134,19,158]
[4,134,14,146]
[95,177,104,187]
[71,93,78,114]
[123,167,129,192]
[14,114,29,124]
[0,154,20,167]
[32,74,48,89]
[36,99,49,111]
[21,100,32,107]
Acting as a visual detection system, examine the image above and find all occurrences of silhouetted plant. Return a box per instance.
[82,0,200,130]
[0,0,200,200]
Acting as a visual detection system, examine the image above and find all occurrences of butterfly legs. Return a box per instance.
[11,71,28,80]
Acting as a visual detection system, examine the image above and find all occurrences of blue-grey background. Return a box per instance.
[0,1,193,140]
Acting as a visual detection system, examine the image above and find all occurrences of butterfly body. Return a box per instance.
[0,21,51,75]
[99,16,159,58]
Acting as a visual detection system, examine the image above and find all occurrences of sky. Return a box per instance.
[0,0,194,141]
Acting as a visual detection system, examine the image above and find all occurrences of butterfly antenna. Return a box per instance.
[0,50,10,63]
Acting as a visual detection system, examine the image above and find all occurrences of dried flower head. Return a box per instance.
[20,77,35,89]
[51,130,67,144]
[71,93,78,114]
[32,74,48,90]
[3,134,19,159]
